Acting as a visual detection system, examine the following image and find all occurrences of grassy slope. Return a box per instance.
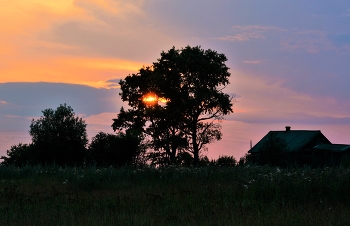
[1,165,350,225]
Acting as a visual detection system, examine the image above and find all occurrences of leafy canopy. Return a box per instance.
[29,103,88,166]
[112,46,233,166]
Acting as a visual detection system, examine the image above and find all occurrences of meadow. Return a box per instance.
[1,165,350,226]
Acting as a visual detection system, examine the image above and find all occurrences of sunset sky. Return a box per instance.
[1,0,350,160]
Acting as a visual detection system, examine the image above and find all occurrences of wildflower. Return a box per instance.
[63,179,68,185]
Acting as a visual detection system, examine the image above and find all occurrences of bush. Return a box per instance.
[1,143,34,166]
[211,155,237,167]
[88,131,142,167]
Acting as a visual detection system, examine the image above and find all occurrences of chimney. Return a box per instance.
[285,126,291,132]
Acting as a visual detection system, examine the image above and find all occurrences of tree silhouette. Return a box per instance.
[112,46,233,166]
[29,104,88,166]
[1,104,88,166]
[1,143,34,166]
[88,131,143,167]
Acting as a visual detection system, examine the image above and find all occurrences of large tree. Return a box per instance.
[112,46,233,166]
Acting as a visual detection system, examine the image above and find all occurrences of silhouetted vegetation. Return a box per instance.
[88,131,144,167]
[112,46,233,166]
[2,165,350,225]
[1,104,146,168]
[0,103,238,168]
[1,104,88,166]
[0,143,35,166]
[211,155,237,167]
[30,103,88,166]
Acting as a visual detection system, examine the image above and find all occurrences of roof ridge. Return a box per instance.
[270,130,321,132]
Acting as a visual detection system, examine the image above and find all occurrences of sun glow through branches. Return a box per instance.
[142,93,157,105]
[142,93,169,106]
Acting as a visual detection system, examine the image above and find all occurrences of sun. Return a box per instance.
[142,93,169,105]
[142,93,158,105]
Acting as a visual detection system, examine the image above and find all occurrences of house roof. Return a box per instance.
[249,130,331,153]
[313,144,350,152]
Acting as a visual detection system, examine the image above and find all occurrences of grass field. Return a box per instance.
[1,165,350,225]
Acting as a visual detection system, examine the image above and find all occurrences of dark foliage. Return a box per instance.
[1,143,34,166]
[176,152,194,167]
[88,131,143,167]
[238,153,253,166]
[1,104,88,166]
[211,155,237,167]
[29,104,88,166]
[112,46,233,166]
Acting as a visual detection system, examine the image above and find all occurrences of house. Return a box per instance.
[248,126,350,166]
[313,144,350,166]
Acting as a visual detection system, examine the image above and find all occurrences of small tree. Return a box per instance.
[238,153,252,166]
[88,131,143,167]
[258,133,288,166]
[1,143,34,166]
[29,104,88,166]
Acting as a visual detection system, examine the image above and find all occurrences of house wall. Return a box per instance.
[288,134,331,167]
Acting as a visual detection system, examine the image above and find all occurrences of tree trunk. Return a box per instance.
[170,145,177,165]
[192,124,199,166]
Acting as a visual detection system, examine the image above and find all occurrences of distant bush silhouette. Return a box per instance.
[211,155,237,167]
[88,131,142,167]
[238,153,253,166]
[176,152,194,166]
[1,143,34,166]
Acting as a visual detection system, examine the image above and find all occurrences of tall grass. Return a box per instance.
[1,165,350,225]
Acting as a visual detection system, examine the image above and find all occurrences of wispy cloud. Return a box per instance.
[232,25,286,32]
[216,33,264,42]
[0,101,8,105]
[280,30,337,53]
[216,25,286,42]
[279,28,350,54]
[243,61,262,64]
[5,115,21,118]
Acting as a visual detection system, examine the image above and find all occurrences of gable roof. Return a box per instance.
[249,130,331,153]
[314,144,350,152]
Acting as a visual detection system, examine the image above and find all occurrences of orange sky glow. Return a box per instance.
[0,0,149,88]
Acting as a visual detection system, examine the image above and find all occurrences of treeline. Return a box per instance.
[1,104,246,167]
